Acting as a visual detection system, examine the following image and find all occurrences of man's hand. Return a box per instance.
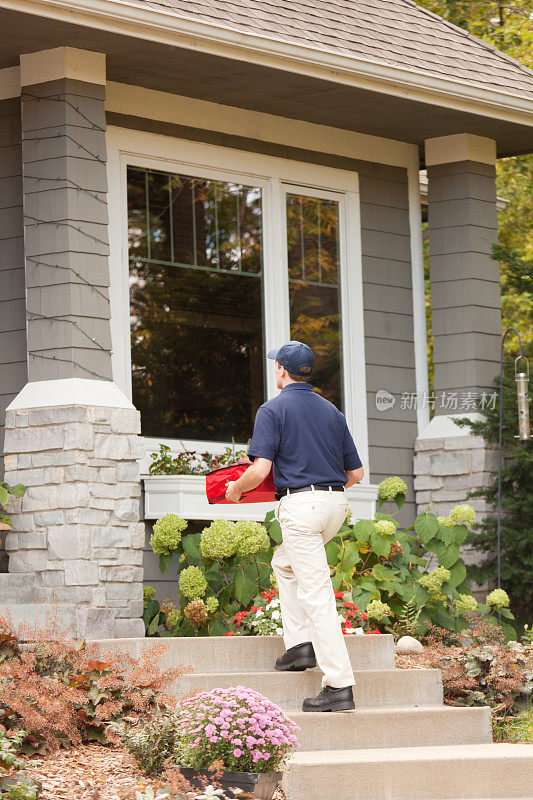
[225,480,243,503]
[224,458,272,503]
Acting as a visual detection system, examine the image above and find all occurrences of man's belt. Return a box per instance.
[275,484,345,500]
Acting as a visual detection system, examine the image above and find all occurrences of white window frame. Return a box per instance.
[106,127,369,478]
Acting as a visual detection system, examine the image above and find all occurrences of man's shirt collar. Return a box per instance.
[281,383,314,392]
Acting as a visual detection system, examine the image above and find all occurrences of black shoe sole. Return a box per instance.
[302,700,355,712]
[275,657,317,672]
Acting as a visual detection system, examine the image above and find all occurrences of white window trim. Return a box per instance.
[106,126,369,480]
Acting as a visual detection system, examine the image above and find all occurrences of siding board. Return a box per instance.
[0,98,26,480]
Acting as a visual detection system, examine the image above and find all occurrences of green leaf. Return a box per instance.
[337,520,353,538]
[267,519,283,545]
[159,553,174,574]
[356,577,378,593]
[331,572,344,591]
[325,540,341,567]
[477,603,490,615]
[256,558,273,584]
[0,486,8,505]
[499,607,515,620]
[431,605,454,630]
[208,619,230,637]
[439,542,460,569]
[500,622,517,642]
[182,532,202,563]
[7,483,25,498]
[234,564,259,605]
[414,513,439,544]
[147,612,161,636]
[264,510,275,523]
[341,541,361,571]
[372,564,394,582]
[353,519,374,545]
[452,524,468,546]
[412,581,429,605]
[142,598,159,626]
[370,534,392,559]
[437,526,455,547]
[395,492,406,509]
[447,562,467,588]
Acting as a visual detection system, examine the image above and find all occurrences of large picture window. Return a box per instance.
[127,167,265,441]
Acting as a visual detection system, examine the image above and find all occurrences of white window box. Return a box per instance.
[142,474,379,523]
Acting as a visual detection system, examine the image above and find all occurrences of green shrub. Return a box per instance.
[109,710,179,774]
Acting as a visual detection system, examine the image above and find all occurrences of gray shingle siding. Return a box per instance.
[21,78,112,382]
[427,159,500,410]
[0,97,26,480]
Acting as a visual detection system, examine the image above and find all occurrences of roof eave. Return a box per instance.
[3,0,533,129]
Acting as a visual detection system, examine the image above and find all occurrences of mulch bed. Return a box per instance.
[23,743,287,800]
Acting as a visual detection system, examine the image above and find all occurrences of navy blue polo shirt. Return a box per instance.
[247,383,363,489]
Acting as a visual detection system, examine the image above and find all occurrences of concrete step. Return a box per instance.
[1,603,76,632]
[282,743,533,800]
[288,705,492,751]
[176,668,443,709]
[0,574,36,603]
[93,633,395,672]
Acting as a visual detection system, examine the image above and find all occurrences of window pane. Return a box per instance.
[127,166,265,441]
[286,193,343,410]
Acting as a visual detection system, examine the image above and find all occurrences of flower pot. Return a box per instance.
[178,766,282,800]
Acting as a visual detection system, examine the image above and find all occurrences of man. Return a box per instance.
[225,340,364,712]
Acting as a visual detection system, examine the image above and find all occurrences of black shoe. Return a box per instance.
[302,685,355,712]
[275,641,317,672]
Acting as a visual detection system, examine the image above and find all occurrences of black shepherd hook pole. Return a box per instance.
[496,328,530,589]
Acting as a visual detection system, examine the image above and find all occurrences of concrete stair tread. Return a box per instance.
[93,634,395,671]
[283,743,533,799]
[289,742,533,764]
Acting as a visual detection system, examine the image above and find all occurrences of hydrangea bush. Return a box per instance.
[147,515,274,637]
[261,477,517,642]
[175,687,300,773]
[146,474,516,641]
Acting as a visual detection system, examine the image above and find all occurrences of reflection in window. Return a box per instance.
[127,167,265,441]
[286,194,343,410]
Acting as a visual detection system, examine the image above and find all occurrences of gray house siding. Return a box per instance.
[427,160,500,412]
[0,97,27,484]
[106,112,419,596]
[21,78,112,382]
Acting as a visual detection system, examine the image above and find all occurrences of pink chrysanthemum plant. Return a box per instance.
[175,686,300,774]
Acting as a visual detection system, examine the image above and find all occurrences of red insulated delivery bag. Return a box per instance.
[205,458,276,504]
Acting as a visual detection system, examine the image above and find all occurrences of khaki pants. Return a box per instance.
[272,488,355,689]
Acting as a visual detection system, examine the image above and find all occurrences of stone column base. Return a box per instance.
[414,413,497,599]
[3,379,145,639]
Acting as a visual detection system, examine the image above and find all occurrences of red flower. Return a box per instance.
[250,606,257,613]
[225,631,237,636]
[365,629,381,634]
[270,589,278,596]
[344,619,353,629]
[334,591,344,599]
[261,591,271,599]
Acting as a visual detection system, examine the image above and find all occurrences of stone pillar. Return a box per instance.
[414,135,502,597]
[2,48,144,638]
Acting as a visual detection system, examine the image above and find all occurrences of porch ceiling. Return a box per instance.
[1,7,532,162]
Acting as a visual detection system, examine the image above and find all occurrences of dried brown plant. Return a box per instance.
[0,611,189,756]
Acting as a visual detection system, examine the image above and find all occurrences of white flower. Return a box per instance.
[338,615,346,624]
[276,627,284,635]
[256,609,264,617]
[354,627,364,636]
[271,610,281,620]
[270,598,280,608]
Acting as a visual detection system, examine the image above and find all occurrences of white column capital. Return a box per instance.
[20,47,106,88]
[424,134,496,167]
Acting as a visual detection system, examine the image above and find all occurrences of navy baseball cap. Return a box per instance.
[267,341,315,376]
